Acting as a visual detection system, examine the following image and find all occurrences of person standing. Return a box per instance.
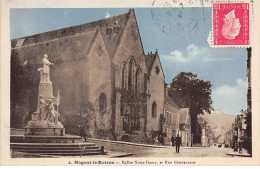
[175,134,181,153]
[171,136,175,147]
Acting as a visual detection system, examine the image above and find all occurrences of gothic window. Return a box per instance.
[152,102,157,117]
[106,28,112,35]
[135,67,140,92]
[99,93,107,115]
[113,26,120,34]
[128,59,134,91]
[122,64,126,89]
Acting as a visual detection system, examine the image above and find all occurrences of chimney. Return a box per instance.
[155,49,158,54]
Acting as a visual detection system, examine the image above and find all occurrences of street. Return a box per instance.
[131,146,231,157]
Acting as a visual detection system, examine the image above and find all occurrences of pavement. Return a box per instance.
[226,148,251,157]
[86,138,234,158]
[11,137,250,158]
[131,146,231,157]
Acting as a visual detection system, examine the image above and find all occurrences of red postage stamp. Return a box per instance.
[213,3,250,46]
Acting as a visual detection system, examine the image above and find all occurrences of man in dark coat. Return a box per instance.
[171,136,175,147]
[175,134,181,153]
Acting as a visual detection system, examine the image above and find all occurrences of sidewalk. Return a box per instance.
[226,149,251,157]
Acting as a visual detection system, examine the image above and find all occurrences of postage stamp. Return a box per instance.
[212,3,250,46]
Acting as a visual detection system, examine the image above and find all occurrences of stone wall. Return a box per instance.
[11,32,113,137]
[146,55,165,133]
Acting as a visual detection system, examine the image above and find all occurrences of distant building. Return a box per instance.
[231,110,247,150]
[163,95,180,144]
[163,85,191,146]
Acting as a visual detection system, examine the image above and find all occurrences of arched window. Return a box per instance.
[135,67,140,92]
[128,59,134,90]
[152,102,157,117]
[122,65,126,89]
[99,93,107,115]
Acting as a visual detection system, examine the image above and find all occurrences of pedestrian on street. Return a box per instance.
[175,134,181,153]
[238,140,243,154]
[171,136,175,147]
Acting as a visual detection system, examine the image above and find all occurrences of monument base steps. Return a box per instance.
[10,142,103,156]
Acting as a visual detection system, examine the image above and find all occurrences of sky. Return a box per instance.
[10,8,248,116]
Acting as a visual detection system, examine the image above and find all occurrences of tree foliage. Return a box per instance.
[168,72,213,136]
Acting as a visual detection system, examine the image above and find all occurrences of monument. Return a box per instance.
[25,54,65,136]
[10,54,104,156]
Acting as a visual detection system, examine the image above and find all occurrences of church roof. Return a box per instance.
[165,95,179,109]
[144,53,156,73]
[11,9,132,59]
[179,108,189,124]
[11,30,98,66]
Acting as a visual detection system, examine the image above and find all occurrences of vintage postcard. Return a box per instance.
[0,0,260,166]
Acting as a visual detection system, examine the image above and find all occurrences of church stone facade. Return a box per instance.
[11,9,191,144]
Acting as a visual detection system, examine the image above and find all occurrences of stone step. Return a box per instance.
[10,142,96,147]
[33,151,102,156]
[12,149,101,154]
[10,142,104,156]
[11,135,82,143]
[10,145,99,150]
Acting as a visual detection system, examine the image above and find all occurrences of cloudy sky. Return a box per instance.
[10,8,248,116]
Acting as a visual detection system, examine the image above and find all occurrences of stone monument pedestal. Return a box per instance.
[25,120,65,136]
[25,62,65,136]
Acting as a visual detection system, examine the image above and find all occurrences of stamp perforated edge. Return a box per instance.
[208,0,254,48]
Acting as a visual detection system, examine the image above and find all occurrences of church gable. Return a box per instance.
[150,54,164,79]
[113,9,147,73]
[85,31,112,133]
[87,30,110,69]
[86,30,111,102]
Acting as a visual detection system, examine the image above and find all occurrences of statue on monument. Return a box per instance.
[42,54,54,83]
[38,54,54,83]
[39,95,47,120]
[39,96,60,124]
[45,99,60,124]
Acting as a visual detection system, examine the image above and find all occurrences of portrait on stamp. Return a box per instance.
[213,3,250,46]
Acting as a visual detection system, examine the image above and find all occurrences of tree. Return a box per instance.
[168,72,213,142]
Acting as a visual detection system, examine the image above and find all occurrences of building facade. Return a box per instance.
[163,85,192,146]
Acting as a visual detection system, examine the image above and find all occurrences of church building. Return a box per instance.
[11,9,191,144]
